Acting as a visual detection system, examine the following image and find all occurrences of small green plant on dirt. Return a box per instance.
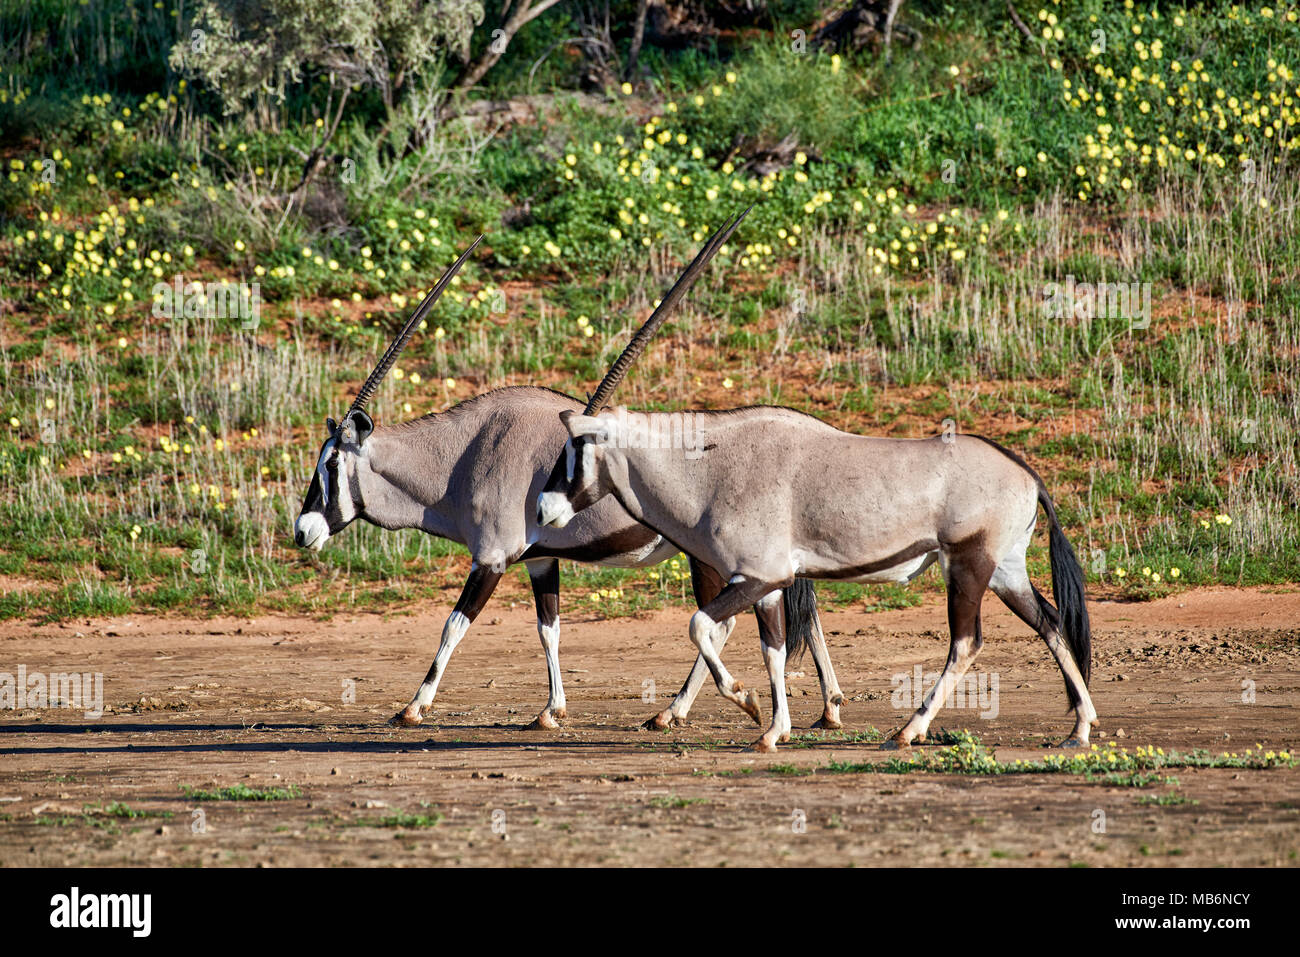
[767,763,815,777]
[32,802,173,831]
[352,810,444,829]
[1090,771,1180,788]
[647,795,708,809]
[824,736,1294,777]
[788,727,884,747]
[88,801,174,820]
[1136,792,1199,807]
[692,767,753,777]
[180,783,302,801]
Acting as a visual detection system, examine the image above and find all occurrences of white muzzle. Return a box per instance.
[294,512,330,550]
[536,491,575,529]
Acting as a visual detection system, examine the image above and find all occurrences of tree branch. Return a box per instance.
[454,0,567,90]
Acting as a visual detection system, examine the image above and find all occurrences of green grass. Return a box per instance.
[646,794,708,808]
[1136,792,1199,807]
[766,763,815,776]
[180,783,302,801]
[31,801,174,831]
[350,810,444,829]
[821,732,1294,778]
[1,1,1298,620]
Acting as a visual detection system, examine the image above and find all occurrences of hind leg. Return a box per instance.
[885,549,994,749]
[645,558,738,730]
[989,540,1097,746]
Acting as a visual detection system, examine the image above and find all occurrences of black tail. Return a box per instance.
[781,578,816,665]
[1036,486,1092,688]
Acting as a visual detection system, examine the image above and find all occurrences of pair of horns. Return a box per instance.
[350,206,749,417]
[348,234,484,415]
[583,205,750,415]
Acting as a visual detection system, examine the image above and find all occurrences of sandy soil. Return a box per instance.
[1,586,1297,867]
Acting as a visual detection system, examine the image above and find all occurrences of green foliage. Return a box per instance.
[825,734,1294,777]
[169,0,483,111]
[180,783,303,801]
[0,1,1297,620]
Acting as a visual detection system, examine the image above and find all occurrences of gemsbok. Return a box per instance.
[537,216,1097,753]
[293,226,846,733]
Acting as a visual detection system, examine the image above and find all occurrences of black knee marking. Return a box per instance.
[688,557,725,609]
[753,591,788,653]
[528,560,560,628]
[454,564,505,621]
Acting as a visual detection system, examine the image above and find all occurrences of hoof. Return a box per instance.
[389,704,426,727]
[526,709,563,731]
[745,737,780,753]
[738,688,763,725]
[880,731,912,751]
[642,710,686,730]
[810,712,843,731]
[1057,736,1087,749]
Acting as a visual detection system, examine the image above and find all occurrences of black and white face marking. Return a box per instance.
[537,432,607,528]
[294,415,367,549]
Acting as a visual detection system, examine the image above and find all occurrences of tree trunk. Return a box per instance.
[624,0,649,81]
[454,0,567,90]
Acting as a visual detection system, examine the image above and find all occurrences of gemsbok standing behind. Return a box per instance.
[537,217,1097,753]
[293,225,846,733]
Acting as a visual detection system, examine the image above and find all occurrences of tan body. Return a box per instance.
[296,388,845,731]
[539,405,1097,752]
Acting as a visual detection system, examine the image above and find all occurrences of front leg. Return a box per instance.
[645,557,740,730]
[752,588,792,752]
[688,576,789,735]
[391,562,503,727]
[525,559,566,730]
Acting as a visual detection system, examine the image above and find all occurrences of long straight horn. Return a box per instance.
[583,206,750,415]
[348,234,484,415]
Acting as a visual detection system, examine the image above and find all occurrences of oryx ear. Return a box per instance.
[340,410,374,447]
[564,412,612,444]
[326,417,338,435]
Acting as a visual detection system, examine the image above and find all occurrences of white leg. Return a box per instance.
[754,638,790,752]
[689,610,761,723]
[393,611,471,726]
[887,551,990,748]
[807,616,844,730]
[530,617,567,730]
[990,538,1098,746]
[893,633,979,745]
[647,616,736,728]
[526,559,566,730]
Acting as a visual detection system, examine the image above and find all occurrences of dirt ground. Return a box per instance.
[1,585,1297,867]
